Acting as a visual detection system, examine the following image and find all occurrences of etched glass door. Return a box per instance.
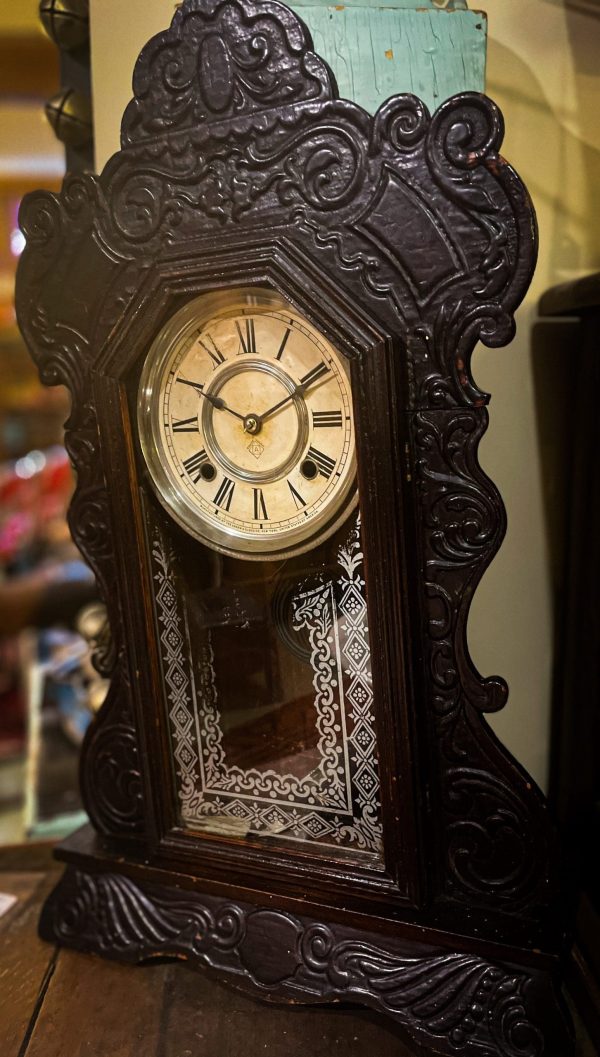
[150,510,384,868]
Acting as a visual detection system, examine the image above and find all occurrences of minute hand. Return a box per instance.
[261,363,330,421]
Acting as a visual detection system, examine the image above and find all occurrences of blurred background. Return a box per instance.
[0,0,102,846]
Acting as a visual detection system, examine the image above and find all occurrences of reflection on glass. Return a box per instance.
[151,509,384,869]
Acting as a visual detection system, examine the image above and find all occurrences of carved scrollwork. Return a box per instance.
[445,767,541,908]
[413,407,552,915]
[427,94,504,193]
[16,188,145,838]
[300,925,544,1057]
[110,117,368,245]
[415,410,501,569]
[248,124,367,210]
[419,298,517,408]
[46,868,245,955]
[80,669,143,835]
[18,189,63,249]
[111,172,174,242]
[120,0,334,145]
[91,4,533,415]
[40,868,565,1057]
[18,173,100,260]
[370,93,430,154]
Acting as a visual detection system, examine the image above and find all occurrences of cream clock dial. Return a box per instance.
[138,288,357,558]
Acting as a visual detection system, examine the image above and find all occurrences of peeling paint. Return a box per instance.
[287,3,486,116]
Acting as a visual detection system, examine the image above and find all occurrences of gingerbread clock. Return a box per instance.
[15,2,573,1054]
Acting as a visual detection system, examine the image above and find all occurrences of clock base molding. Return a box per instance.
[40,833,573,1057]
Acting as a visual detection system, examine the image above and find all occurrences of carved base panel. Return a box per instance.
[40,863,573,1057]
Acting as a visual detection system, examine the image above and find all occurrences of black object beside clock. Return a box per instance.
[15,1,573,1054]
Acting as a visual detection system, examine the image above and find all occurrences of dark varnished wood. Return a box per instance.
[8,845,599,1056]
[14,1,571,1053]
[1,846,418,1057]
[38,860,570,1057]
[542,274,600,1054]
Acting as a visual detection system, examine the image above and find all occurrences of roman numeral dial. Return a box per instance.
[300,361,330,388]
[182,449,210,482]
[214,476,235,511]
[141,290,356,558]
[171,416,199,432]
[312,410,343,428]
[253,488,268,521]
[236,318,257,355]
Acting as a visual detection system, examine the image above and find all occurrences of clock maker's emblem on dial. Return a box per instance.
[247,439,265,460]
[138,289,357,558]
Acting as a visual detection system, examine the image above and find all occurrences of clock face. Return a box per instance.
[138,288,357,558]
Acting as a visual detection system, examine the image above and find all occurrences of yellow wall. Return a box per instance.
[0,0,63,178]
[0,104,63,179]
[0,0,45,34]
[89,0,600,789]
[469,0,600,788]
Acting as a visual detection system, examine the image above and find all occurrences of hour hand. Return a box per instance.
[176,377,206,394]
[177,378,245,420]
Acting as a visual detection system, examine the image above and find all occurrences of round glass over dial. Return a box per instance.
[138,288,357,559]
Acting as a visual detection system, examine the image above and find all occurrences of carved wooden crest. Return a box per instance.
[15,2,571,1054]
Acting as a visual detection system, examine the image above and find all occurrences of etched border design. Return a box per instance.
[197,579,349,810]
[151,514,383,857]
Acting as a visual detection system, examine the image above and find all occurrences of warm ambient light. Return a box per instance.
[10,228,26,258]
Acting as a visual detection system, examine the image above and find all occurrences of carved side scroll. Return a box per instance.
[17,179,144,837]
[412,409,555,919]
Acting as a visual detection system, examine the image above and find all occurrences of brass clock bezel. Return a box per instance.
[137,286,358,560]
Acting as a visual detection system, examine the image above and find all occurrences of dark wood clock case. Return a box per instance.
[15,1,573,1054]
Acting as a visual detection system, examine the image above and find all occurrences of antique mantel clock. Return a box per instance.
[15,1,573,1053]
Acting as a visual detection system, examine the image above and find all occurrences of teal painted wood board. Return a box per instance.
[287,4,487,114]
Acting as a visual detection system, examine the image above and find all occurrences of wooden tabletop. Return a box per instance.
[0,843,416,1057]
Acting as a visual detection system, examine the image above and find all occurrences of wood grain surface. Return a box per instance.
[0,864,59,1057]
